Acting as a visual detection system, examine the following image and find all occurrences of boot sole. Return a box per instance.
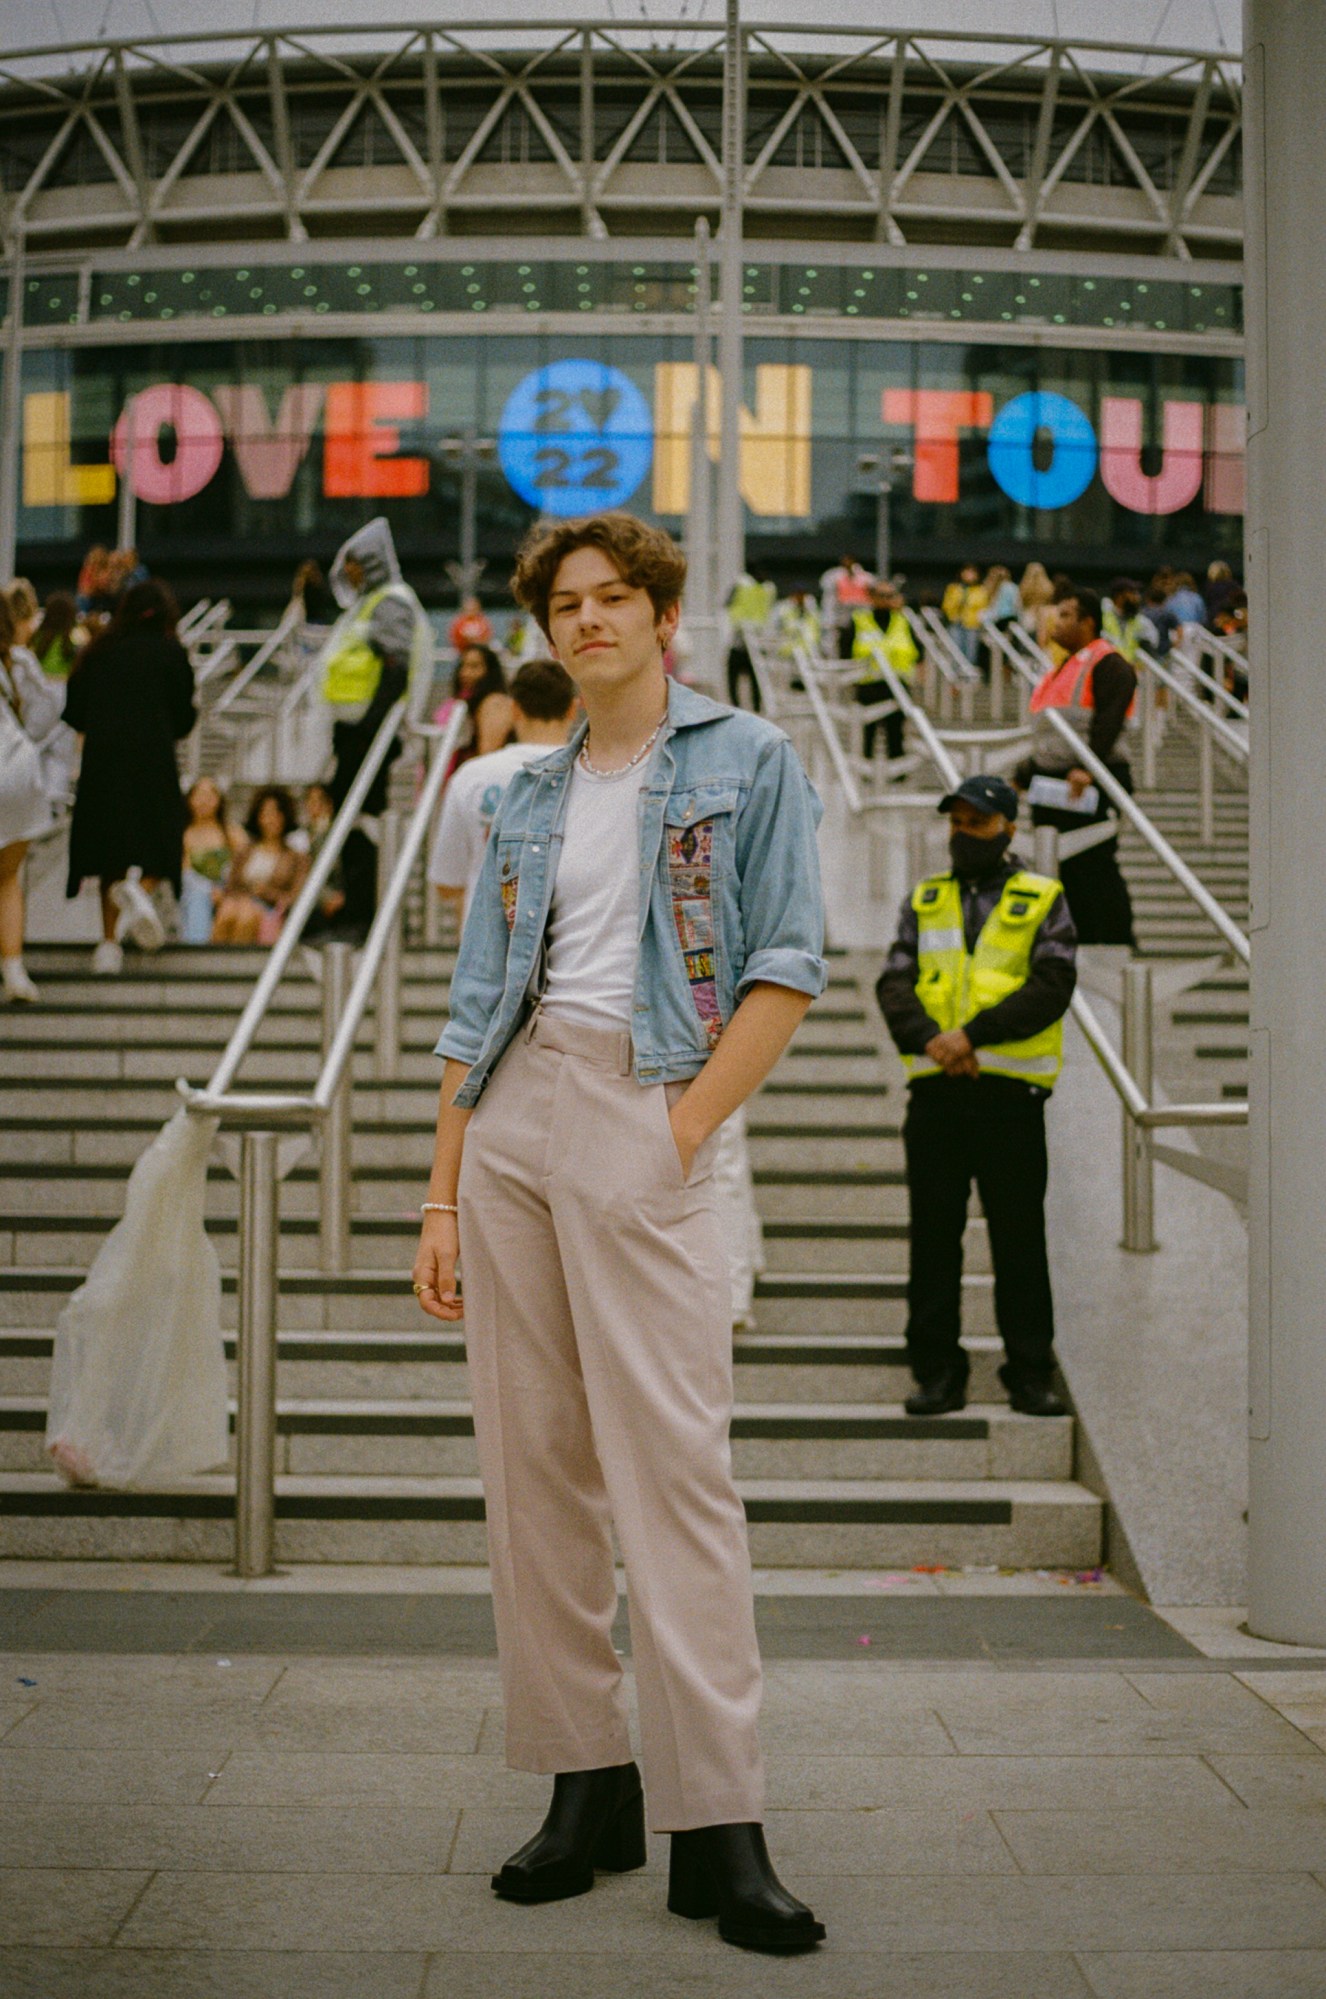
[491,1866,595,1904]
[718,1916,827,1954]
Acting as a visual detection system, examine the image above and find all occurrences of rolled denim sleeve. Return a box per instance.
[434,803,511,1069]
[733,735,828,1001]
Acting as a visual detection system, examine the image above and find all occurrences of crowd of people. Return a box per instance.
[0,510,1246,1008]
[0,514,560,998]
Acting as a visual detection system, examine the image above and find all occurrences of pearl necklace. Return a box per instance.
[577,712,666,780]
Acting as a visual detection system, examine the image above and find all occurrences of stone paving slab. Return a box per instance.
[425,1948,1099,1998]
[0,1948,431,1998]
[5,1643,1326,1991]
[103,1865,1326,1954]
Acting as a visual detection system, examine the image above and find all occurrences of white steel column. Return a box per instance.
[0,228,24,585]
[1245,0,1326,1645]
[716,0,745,608]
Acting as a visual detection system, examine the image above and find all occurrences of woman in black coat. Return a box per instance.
[64,579,196,973]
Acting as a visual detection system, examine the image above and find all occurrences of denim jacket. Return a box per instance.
[436,679,826,1105]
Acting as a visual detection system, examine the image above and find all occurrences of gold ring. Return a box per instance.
[412,1281,435,1297]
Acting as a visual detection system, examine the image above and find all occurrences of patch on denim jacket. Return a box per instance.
[666,820,723,1048]
[500,875,519,932]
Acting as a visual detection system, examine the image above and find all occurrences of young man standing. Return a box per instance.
[427,656,578,929]
[413,512,827,1956]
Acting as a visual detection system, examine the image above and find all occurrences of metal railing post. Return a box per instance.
[990,652,1004,724]
[906,814,929,890]
[422,731,447,949]
[320,940,353,1272]
[1033,823,1060,879]
[234,1129,279,1579]
[1197,719,1215,848]
[374,809,403,1080]
[959,672,975,723]
[1121,959,1158,1252]
[1140,664,1158,790]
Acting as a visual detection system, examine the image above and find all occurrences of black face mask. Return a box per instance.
[949,830,1011,877]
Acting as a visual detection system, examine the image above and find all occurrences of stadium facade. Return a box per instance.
[0,16,1244,607]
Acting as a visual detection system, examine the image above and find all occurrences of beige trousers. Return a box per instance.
[457,1008,765,1832]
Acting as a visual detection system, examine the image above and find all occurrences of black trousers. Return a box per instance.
[903,1075,1057,1390]
[328,665,406,938]
[854,680,904,762]
[726,643,761,712]
[1020,756,1136,947]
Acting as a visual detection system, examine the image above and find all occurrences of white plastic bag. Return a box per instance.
[45,1108,228,1488]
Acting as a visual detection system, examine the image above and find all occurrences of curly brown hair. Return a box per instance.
[510,511,687,637]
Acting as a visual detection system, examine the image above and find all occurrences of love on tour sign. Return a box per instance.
[18,355,1246,527]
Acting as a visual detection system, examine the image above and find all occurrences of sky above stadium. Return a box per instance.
[0,1,1242,60]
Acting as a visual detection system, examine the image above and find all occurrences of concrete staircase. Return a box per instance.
[1126,722,1250,1110]
[0,940,1102,1572]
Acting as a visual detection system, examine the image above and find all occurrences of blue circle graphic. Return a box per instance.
[987,391,1098,510]
[498,359,653,516]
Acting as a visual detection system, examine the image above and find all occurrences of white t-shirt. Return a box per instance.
[428,743,545,905]
[542,758,646,1028]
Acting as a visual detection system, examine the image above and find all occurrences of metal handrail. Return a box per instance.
[1167,641,1250,721]
[792,641,865,813]
[1135,645,1248,758]
[208,604,303,718]
[1183,621,1248,676]
[181,699,467,1577]
[187,697,408,1110]
[903,606,980,703]
[981,617,1250,965]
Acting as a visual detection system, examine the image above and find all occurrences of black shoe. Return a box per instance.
[491,1762,646,1904]
[1005,1379,1068,1418]
[668,1823,826,1954]
[904,1374,968,1417]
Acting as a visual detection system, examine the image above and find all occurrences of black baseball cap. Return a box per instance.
[937,774,1018,820]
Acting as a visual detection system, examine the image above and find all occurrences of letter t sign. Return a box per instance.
[881,390,995,503]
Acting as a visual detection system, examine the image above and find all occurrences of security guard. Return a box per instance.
[319,516,433,935]
[725,571,777,710]
[876,774,1077,1418]
[851,579,920,763]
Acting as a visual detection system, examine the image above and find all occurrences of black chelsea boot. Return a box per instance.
[667,1822,826,1953]
[491,1762,646,1904]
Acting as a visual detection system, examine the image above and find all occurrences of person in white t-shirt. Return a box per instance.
[414,511,828,1959]
[427,657,577,928]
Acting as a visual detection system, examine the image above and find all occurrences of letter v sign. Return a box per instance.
[212,384,327,501]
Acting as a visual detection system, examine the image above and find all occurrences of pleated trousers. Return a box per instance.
[456,1008,765,1832]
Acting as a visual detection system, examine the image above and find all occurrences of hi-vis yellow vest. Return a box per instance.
[851,607,918,682]
[902,870,1065,1087]
[321,584,431,708]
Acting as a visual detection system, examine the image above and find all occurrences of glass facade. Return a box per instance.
[68,260,1242,338]
[15,329,1245,603]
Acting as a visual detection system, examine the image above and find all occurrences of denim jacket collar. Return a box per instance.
[540,676,731,777]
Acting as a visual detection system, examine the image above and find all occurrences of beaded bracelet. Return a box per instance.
[421,1201,459,1216]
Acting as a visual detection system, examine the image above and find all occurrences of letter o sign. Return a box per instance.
[986,391,1098,511]
[111,384,225,505]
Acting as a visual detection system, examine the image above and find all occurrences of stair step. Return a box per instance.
[0,1470,1102,1567]
[0,1265,995,1335]
[0,1396,1073,1481]
[0,1327,1013,1403]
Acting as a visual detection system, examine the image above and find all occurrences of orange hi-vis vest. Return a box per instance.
[1029,635,1132,768]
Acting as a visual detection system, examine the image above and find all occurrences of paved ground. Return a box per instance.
[5,1572,1326,1996]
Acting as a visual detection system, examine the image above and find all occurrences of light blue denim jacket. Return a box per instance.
[436,679,826,1105]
